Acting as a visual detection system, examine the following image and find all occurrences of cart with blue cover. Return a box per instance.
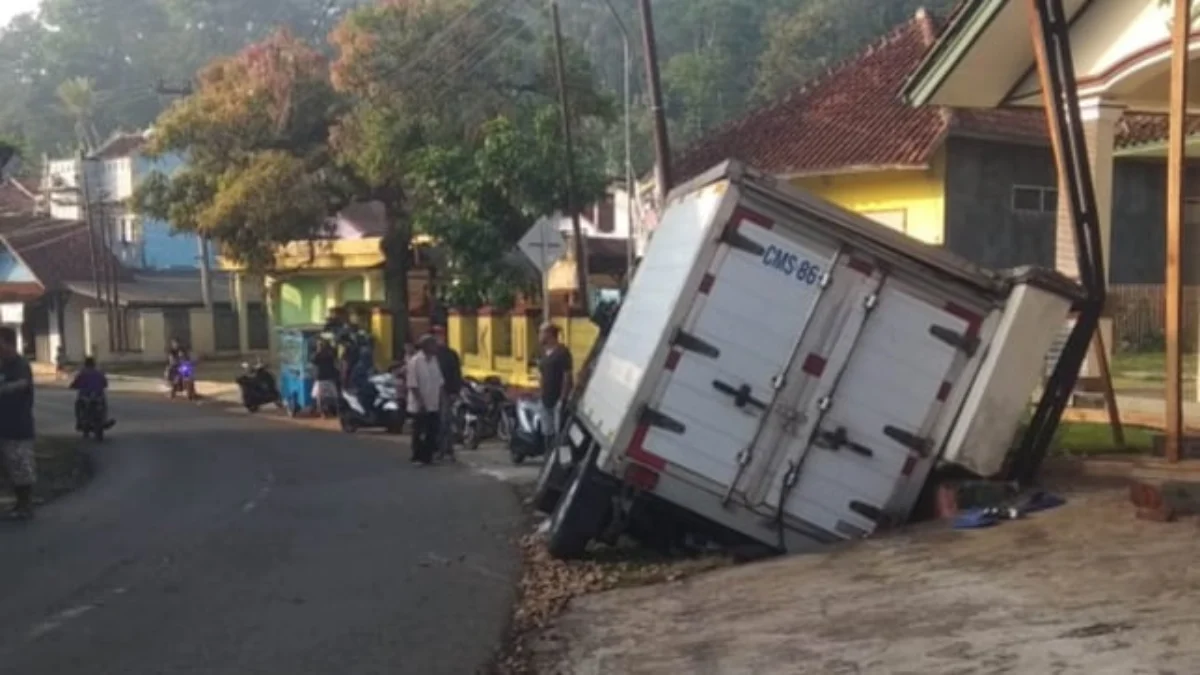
[277,325,326,416]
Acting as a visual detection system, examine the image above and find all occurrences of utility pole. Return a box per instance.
[99,199,124,351]
[77,153,114,352]
[198,237,213,308]
[637,0,672,206]
[550,0,590,311]
[601,0,635,283]
[1164,0,1190,461]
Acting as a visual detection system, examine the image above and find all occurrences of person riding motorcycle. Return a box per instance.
[70,356,115,430]
[164,338,190,384]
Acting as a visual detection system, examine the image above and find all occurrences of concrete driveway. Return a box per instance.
[0,388,524,675]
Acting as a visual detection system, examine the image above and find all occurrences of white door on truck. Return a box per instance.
[636,205,840,492]
[761,275,980,540]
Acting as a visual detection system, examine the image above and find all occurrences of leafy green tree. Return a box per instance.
[134,29,341,271]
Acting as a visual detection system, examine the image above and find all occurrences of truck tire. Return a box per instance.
[547,447,611,560]
[532,449,567,514]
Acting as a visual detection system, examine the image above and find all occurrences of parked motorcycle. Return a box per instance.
[169,360,198,400]
[339,372,404,434]
[454,376,512,450]
[236,361,283,413]
[508,395,547,464]
[76,392,109,441]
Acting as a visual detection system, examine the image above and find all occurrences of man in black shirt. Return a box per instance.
[432,325,462,459]
[537,322,573,444]
[0,326,35,519]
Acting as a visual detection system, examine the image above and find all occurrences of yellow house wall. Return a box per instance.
[448,313,594,389]
[791,152,947,246]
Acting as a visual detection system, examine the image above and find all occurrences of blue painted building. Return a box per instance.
[44,132,216,272]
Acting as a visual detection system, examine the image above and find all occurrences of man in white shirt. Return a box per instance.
[407,334,445,466]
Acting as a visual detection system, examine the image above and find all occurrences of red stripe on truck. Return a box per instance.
[627,424,667,471]
[901,454,918,477]
[936,381,952,402]
[699,273,716,295]
[730,205,774,230]
[801,354,827,377]
[943,302,982,338]
[665,350,681,372]
[847,257,874,275]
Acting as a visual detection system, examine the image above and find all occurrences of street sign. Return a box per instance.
[518,216,567,274]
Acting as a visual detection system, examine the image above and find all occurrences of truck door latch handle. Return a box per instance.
[815,426,874,458]
[712,380,767,411]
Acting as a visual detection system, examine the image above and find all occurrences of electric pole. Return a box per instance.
[77,153,115,352]
[637,0,672,206]
[551,0,590,311]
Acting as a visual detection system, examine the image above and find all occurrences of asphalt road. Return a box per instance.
[0,387,525,675]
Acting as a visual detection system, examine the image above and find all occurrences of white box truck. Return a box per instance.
[536,162,1083,559]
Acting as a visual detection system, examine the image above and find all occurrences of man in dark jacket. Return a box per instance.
[432,325,462,458]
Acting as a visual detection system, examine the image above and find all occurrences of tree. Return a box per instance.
[56,77,102,151]
[134,29,341,271]
[408,106,609,309]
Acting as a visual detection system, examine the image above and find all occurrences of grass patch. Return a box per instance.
[1053,421,1157,456]
[1110,351,1197,382]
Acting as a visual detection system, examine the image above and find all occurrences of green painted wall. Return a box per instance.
[340,277,365,303]
[278,277,326,325]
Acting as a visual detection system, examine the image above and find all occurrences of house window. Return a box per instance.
[1012,185,1058,213]
[119,216,139,244]
[862,209,907,233]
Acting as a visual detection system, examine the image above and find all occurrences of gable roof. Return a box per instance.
[92,131,148,160]
[674,8,1177,186]
[0,177,39,215]
[0,214,132,291]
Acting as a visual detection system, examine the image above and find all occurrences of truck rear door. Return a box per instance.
[758,270,984,541]
[631,204,840,494]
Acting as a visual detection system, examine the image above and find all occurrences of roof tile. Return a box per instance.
[0,214,132,290]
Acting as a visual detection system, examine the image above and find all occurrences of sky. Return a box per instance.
[1,0,40,28]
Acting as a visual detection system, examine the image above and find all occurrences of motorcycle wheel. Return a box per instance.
[463,424,480,450]
[246,403,260,413]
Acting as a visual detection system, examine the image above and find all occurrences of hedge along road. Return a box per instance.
[0,387,524,675]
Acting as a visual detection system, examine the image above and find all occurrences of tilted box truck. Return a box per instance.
[537,162,1082,559]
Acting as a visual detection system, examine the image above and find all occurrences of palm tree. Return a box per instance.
[57,77,102,152]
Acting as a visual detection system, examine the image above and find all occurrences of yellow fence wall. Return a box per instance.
[448,311,595,389]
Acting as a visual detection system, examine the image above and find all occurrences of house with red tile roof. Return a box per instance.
[666,7,1182,282]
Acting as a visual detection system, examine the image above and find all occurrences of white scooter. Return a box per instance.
[339,372,404,434]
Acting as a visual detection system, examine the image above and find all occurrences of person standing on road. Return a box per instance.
[407,334,445,466]
[432,325,462,459]
[0,326,36,520]
[538,322,573,447]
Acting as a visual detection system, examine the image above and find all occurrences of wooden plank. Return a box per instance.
[1164,0,1190,462]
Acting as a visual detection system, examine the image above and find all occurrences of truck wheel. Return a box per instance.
[532,449,567,514]
[547,448,611,560]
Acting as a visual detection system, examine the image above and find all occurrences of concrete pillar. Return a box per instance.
[1055,97,1122,380]
[189,308,215,357]
[139,309,167,359]
[83,307,109,361]
[324,277,342,312]
[233,272,250,354]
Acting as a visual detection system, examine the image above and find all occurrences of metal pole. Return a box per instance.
[198,236,213,309]
[540,219,550,326]
[1165,0,1189,462]
[550,0,590,311]
[98,197,120,352]
[76,154,104,312]
[602,0,635,284]
[637,0,672,206]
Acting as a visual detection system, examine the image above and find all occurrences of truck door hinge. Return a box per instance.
[818,272,832,289]
[719,228,765,257]
[815,426,875,459]
[929,324,980,357]
[883,425,930,456]
[639,406,687,435]
[864,293,878,311]
[673,328,721,359]
[770,373,786,390]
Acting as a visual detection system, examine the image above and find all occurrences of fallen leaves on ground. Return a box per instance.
[491,528,733,674]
